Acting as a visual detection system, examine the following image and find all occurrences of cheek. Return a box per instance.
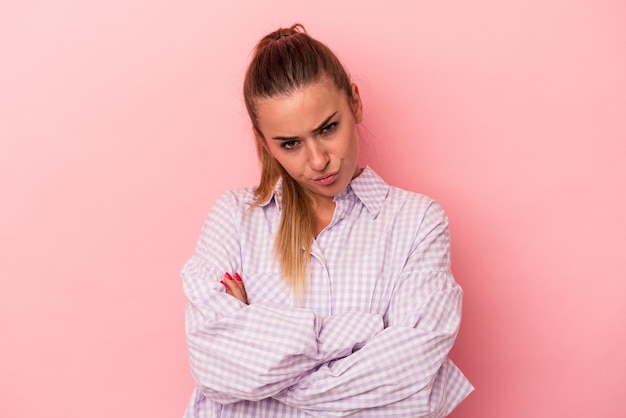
[266,144,291,167]
[262,139,277,155]
[346,130,360,157]
[271,152,300,175]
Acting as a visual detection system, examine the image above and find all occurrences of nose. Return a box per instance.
[306,140,329,171]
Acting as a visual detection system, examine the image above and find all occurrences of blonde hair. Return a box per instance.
[243,24,354,296]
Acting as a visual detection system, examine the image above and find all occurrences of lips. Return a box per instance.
[313,171,339,186]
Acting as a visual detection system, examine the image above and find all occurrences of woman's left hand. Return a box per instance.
[221,273,248,304]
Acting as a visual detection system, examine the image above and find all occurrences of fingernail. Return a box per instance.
[220,280,227,288]
[234,273,242,282]
[224,272,233,280]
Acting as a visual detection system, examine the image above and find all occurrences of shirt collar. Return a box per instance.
[344,166,389,218]
[256,166,389,218]
[256,177,284,211]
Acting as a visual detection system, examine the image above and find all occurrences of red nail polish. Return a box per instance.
[225,273,233,280]
[234,273,242,282]
[220,280,226,288]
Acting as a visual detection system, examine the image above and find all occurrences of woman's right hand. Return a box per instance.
[221,272,248,304]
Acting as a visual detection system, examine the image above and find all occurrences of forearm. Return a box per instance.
[275,281,463,416]
[186,299,384,403]
[187,302,321,402]
[274,326,456,416]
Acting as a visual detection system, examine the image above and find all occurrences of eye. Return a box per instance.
[280,140,299,151]
[320,122,338,135]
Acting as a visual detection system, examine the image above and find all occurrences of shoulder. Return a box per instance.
[195,186,262,244]
[382,187,451,254]
[385,185,447,223]
[202,186,261,226]
[212,186,257,210]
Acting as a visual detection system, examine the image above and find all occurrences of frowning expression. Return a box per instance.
[255,78,363,206]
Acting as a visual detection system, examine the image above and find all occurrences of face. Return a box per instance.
[255,78,363,207]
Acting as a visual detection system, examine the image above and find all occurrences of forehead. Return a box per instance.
[255,80,347,136]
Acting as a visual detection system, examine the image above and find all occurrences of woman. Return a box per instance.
[182,24,473,417]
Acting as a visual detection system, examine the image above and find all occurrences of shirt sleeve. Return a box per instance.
[273,201,464,417]
[182,191,384,404]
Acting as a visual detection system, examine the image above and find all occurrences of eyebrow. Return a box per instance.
[271,111,338,141]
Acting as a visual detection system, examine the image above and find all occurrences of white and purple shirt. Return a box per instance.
[182,167,473,417]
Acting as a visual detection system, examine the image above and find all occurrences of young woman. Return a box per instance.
[182,24,473,417]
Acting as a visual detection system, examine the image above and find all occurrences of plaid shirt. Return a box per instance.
[182,167,473,417]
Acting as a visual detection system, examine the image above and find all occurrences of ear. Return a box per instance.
[350,83,363,123]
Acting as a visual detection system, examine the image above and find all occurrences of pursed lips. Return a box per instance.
[312,170,339,185]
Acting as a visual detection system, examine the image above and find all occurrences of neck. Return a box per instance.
[312,197,335,237]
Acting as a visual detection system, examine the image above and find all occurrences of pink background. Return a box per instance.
[2,1,625,417]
